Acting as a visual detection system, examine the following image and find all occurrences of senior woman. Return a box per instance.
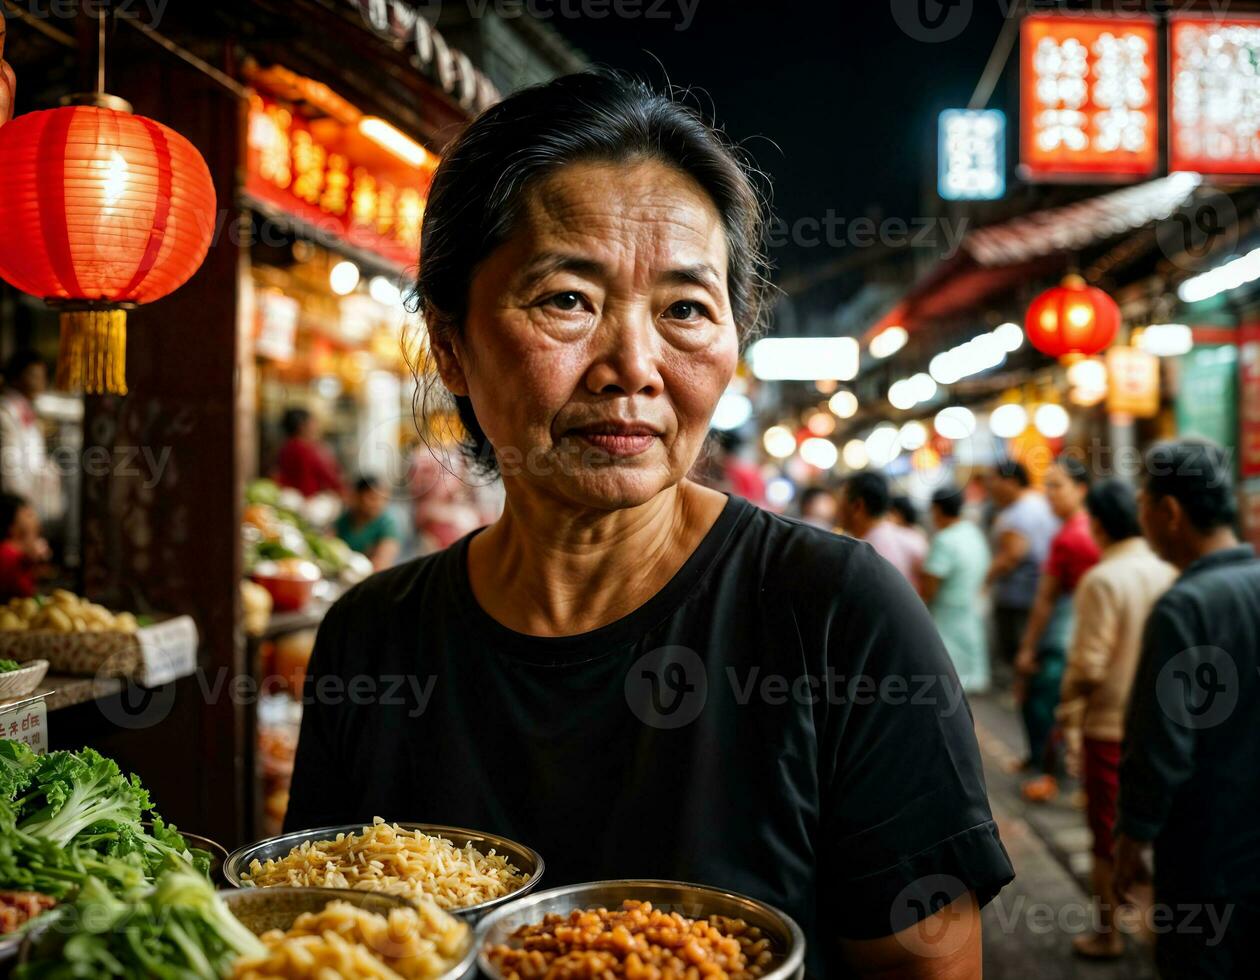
[287,72,1012,977]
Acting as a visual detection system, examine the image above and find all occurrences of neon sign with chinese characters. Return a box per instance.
[939,109,1006,201]
[1020,13,1160,182]
[1170,16,1260,177]
[245,95,431,268]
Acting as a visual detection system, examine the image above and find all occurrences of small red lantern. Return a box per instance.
[0,99,216,394]
[1024,275,1121,359]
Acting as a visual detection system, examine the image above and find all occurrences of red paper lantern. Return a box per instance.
[0,102,216,393]
[1025,275,1121,359]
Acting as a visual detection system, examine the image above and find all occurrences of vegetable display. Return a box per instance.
[0,741,209,904]
[14,872,266,979]
[243,480,371,583]
[0,592,139,635]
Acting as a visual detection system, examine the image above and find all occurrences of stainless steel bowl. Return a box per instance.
[475,880,806,980]
[223,822,544,921]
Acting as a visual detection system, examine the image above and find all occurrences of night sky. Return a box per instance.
[550,0,1011,294]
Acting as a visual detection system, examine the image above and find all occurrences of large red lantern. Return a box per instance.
[0,99,216,394]
[1024,275,1121,359]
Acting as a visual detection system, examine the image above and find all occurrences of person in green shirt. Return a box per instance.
[334,476,401,571]
[921,484,991,694]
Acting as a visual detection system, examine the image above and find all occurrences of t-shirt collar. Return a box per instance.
[1181,544,1257,579]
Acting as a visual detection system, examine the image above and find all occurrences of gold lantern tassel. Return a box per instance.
[57,310,128,395]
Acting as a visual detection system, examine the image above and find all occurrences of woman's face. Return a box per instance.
[440,158,739,510]
[1044,464,1086,519]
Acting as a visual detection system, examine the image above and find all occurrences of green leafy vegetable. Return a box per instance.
[0,659,22,673]
[16,749,151,848]
[14,871,266,979]
[0,744,212,902]
[0,739,38,801]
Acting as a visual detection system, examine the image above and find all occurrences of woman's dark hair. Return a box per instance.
[993,459,1030,487]
[843,471,891,518]
[354,474,382,495]
[890,495,919,527]
[1144,439,1236,532]
[4,349,44,385]
[1054,453,1091,487]
[931,484,965,519]
[0,493,27,537]
[416,70,773,471]
[1085,479,1141,543]
[281,408,311,439]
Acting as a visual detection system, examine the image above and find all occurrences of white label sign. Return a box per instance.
[137,617,199,687]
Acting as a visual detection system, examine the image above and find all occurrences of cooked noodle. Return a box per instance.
[231,898,469,979]
[241,818,527,910]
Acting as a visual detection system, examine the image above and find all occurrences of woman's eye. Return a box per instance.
[543,291,585,312]
[664,300,708,322]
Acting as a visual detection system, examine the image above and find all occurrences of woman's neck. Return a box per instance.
[466,479,728,637]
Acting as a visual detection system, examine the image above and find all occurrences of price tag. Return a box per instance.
[0,698,48,754]
[137,616,199,687]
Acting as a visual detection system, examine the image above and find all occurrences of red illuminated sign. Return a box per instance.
[1170,16,1260,177]
[1020,13,1160,182]
[244,95,430,268]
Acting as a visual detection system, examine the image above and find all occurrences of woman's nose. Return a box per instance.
[583,315,664,396]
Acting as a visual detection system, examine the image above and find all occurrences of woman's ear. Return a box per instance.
[429,330,470,397]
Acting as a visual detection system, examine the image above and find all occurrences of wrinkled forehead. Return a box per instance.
[511,159,730,283]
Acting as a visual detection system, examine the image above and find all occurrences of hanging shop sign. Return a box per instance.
[938,109,1006,201]
[1240,325,1260,478]
[1106,345,1160,418]
[1169,15,1260,178]
[350,0,499,112]
[1176,344,1238,452]
[1020,13,1159,182]
[245,95,427,268]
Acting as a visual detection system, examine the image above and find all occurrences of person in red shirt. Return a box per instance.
[0,493,49,602]
[274,408,345,499]
[1016,455,1101,801]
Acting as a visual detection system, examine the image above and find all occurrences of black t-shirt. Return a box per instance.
[286,495,1013,976]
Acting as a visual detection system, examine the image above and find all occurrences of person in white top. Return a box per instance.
[0,351,61,522]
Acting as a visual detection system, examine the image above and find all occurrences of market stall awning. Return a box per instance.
[866,173,1205,339]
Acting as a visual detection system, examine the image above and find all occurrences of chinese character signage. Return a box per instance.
[0,700,47,755]
[1240,325,1260,478]
[1170,16,1260,177]
[939,109,1006,201]
[245,95,431,268]
[1107,346,1161,418]
[1021,13,1159,182]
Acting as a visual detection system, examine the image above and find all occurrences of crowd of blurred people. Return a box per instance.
[270,406,502,571]
[784,438,1258,974]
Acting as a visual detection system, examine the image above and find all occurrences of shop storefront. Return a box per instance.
[0,0,575,849]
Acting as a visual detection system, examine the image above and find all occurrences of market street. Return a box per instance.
[974,693,1157,979]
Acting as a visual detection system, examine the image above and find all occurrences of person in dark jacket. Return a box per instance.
[1115,439,1260,978]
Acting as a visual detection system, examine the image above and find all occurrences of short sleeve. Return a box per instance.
[922,533,956,580]
[1044,529,1069,581]
[817,547,1014,939]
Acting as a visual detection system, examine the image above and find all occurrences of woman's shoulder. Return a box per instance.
[326,543,462,626]
[728,500,900,599]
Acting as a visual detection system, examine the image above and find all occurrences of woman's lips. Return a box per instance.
[569,424,660,458]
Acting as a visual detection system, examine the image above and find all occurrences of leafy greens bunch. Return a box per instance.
[0,741,210,900]
[13,871,266,979]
